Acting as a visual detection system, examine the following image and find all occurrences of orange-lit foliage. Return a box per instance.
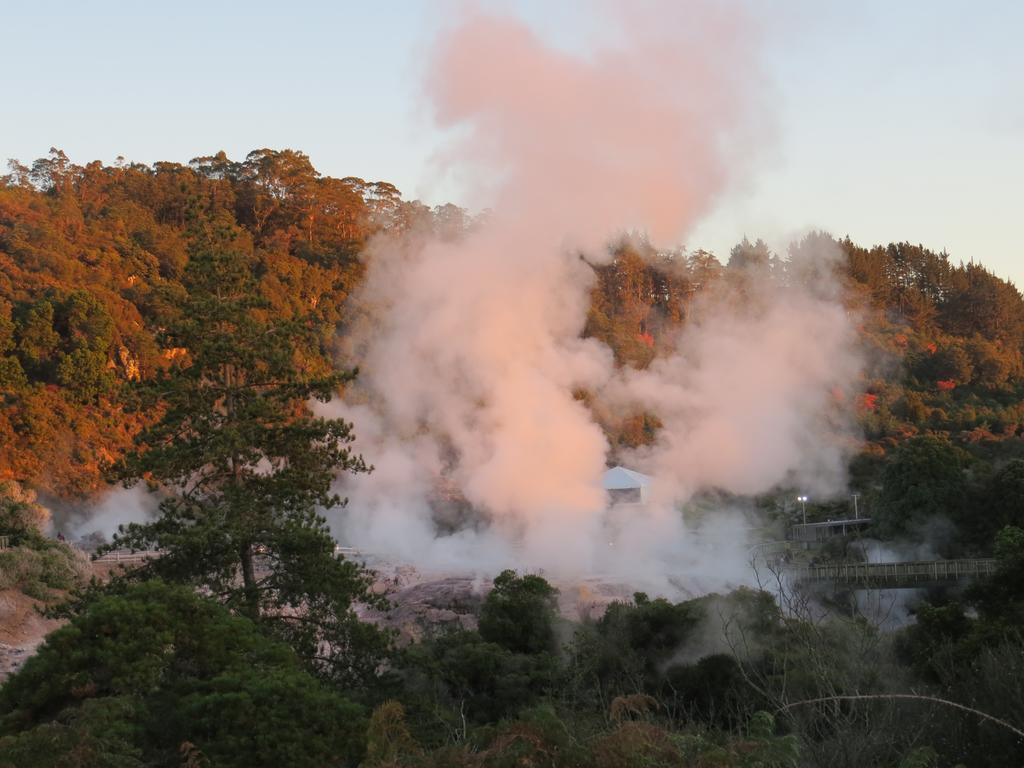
[585,241,693,370]
[0,148,414,497]
[5,156,1024,500]
[858,393,879,412]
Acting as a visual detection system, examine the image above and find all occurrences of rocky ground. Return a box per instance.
[361,574,486,644]
[0,556,140,684]
[358,558,638,644]
[0,555,643,684]
[0,589,63,683]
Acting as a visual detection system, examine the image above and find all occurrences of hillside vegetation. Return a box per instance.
[1,149,1024,766]
[3,149,1024,544]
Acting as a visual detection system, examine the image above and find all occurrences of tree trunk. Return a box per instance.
[239,541,260,620]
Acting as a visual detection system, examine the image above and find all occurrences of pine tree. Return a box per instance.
[107,213,386,687]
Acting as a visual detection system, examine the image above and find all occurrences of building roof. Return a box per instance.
[602,466,653,491]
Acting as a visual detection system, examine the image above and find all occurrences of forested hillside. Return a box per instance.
[3,149,1024,767]
[4,148,1024,545]
[0,148,429,494]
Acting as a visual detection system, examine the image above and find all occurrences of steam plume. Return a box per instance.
[326,3,861,593]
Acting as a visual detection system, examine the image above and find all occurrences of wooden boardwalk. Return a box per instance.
[786,558,997,589]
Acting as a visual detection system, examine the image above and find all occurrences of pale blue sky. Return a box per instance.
[2,1,1022,284]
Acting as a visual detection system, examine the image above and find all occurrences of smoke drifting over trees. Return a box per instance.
[326,3,862,587]
[3,4,1024,766]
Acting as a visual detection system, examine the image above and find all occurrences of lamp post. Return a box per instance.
[852,492,860,518]
[797,495,808,525]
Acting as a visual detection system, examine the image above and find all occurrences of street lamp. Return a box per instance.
[797,495,808,525]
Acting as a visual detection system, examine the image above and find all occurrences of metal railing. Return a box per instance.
[787,558,997,587]
[334,546,363,558]
[95,545,363,565]
[92,549,162,564]
[790,518,872,543]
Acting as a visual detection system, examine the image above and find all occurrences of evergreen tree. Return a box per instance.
[0,581,367,768]
[107,214,386,686]
[479,569,559,655]
[875,436,971,541]
[986,461,1024,533]
[16,299,60,377]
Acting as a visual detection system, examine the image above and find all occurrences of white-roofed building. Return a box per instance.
[602,465,652,505]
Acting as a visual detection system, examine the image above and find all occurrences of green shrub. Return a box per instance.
[0,580,367,768]
[0,541,88,600]
[0,480,50,543]
[479,570,559,655]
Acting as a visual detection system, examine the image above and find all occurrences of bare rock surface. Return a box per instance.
[356,557,641,644]
[0,550,652,684]
[0,589,64,684]
[360,568,488,644]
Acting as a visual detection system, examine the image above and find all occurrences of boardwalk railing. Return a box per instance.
[790,518,872,543]
[92,548,364,569]
[787,558,997,587]
[334,546,361,558]
[92,549,162,564]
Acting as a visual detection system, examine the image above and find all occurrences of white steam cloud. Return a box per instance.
[323,2,862,596]
[611,272,859,504]
[61,486,158,545]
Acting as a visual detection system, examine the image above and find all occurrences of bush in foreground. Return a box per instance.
[0,580,366,768]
